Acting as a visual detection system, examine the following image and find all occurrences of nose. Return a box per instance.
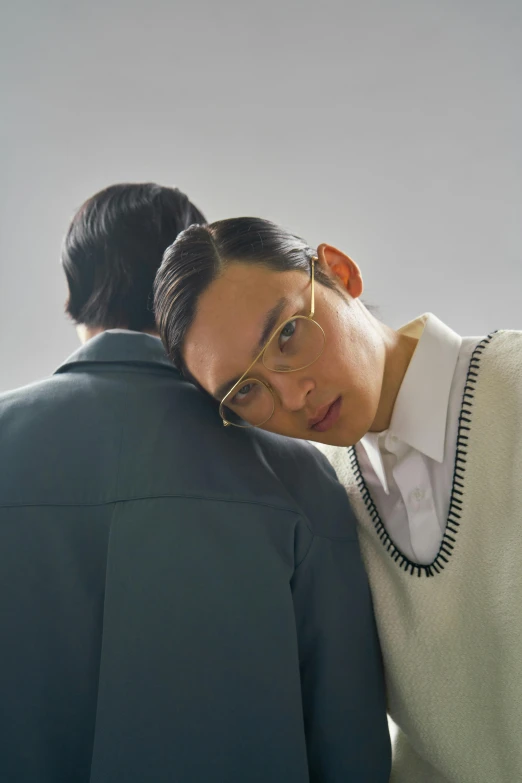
[268,373,315,413]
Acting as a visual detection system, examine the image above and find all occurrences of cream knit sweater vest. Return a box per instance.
[314,330,522,783]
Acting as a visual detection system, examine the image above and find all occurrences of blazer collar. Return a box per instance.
[54,331,178,376]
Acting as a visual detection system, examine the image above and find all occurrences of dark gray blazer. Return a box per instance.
[0,332,390,783]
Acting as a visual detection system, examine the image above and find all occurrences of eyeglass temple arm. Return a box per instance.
[309,256,317,318]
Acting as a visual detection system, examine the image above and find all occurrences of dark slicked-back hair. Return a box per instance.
[154,217,338,375]
[62,183,206,331]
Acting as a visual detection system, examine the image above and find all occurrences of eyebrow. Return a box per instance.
[212,296,288,401]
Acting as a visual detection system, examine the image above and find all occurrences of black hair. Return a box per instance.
[62,182,206,331]
[154,217,339,374]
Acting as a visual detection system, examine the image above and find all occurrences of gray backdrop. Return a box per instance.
[1,0,521,392]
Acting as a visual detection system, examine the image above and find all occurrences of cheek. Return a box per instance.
[325,319,384,434]
[347,348,383,396]
[261,411,304,440]
[327,311,384,392]
[261,402,314,442]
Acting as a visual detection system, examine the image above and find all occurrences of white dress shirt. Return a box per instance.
[356,314,480,564]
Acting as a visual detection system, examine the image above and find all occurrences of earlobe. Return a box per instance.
[316,242,364,299]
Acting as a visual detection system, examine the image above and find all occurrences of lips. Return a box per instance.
[309,396,342,433]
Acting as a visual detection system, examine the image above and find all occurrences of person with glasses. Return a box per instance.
[154,216,522,783]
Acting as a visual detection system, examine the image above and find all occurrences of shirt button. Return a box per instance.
[409,487,425,503]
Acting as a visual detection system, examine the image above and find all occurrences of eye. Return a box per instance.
[231,382,255,404]
[278,319,297,351]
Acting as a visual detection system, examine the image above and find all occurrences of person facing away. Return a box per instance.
[0,186,390,783]
[154,216,522,783]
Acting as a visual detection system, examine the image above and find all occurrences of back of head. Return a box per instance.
[62,183,206,332]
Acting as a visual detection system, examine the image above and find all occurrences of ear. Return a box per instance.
[316,243,363,299]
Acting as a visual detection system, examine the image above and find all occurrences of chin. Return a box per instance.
[308,431,354,448]
[308,416,370,448]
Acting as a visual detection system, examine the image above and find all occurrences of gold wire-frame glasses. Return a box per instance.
[219,257,326,428]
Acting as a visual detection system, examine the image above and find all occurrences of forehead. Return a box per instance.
[184,263,305,395]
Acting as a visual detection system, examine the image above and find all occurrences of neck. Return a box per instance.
[370,323,418,432]
[76,325,159,344]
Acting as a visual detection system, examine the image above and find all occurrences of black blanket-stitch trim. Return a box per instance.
[348,331,498,577]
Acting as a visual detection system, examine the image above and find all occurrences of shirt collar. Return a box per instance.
[359,313,462,488]
[54,331,179,376]
[360,430,391,493]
